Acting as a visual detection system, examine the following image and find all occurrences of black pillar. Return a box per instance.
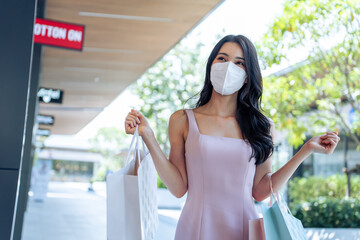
[13,1,46,239]
[0,0,37,239]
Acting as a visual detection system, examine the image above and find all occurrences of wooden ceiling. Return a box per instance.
[38,0,224,134]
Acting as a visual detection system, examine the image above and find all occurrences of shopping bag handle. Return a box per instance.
[125,125,138,165]
[267,173,278,205]
[124,125,148,166]
[135,126,148,155]
[133,125,147,154]
[267,173,293,215]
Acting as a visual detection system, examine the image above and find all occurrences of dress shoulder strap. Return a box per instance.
[184,109,199,136]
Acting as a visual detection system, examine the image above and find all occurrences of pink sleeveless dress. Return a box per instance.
[174,109,259,240]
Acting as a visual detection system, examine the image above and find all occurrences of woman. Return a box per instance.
[124,35,340,240]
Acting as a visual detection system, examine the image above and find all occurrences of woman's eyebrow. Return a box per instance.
[218,52,245,60]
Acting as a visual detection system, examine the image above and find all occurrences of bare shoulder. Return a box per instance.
[169,109,188,136]
[170,109,187,125]
[170,109,186,120]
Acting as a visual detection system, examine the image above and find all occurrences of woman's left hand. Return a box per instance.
[305,131,340,154]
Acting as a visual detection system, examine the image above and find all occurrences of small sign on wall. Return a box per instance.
[37,129,51,136]
[38,87,63,104]
[37,115,55,125]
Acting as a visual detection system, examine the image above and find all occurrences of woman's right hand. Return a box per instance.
[124,109,152,136]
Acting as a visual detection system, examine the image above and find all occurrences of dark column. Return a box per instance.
[13,1,45,239]
[12,45,42,240]
[0,0,37,239]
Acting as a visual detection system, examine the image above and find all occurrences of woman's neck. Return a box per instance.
[202,90,237,117]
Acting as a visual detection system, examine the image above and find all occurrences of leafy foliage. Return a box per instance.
[288,174,360,210]
[289,175,360,227]
[258,0,360,148]
[293,197,360,228]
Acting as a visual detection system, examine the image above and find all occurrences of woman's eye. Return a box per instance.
[237,62,244,66]
[218,57,226,61]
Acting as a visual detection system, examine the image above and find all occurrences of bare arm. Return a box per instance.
[125,109,188,198]
[252,120,340,202]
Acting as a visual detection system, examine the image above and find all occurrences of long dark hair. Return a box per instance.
[196,35,273,165]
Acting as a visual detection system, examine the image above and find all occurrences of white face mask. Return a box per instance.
[210,61,247,95]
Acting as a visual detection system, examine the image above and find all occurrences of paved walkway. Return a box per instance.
[22,182,183,240]
[22,181,360,240]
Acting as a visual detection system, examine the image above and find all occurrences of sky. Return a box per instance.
[69,0,290,141]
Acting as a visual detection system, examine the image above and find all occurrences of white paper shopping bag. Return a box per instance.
[106,126,158,240]
[138,148,159,239]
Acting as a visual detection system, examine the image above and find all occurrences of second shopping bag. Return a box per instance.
[261,173,307,240]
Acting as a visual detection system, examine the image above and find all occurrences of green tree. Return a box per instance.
[130,41,207,154]
[257,0,360,148]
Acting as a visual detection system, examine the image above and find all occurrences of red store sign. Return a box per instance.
[34,18,85,51]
